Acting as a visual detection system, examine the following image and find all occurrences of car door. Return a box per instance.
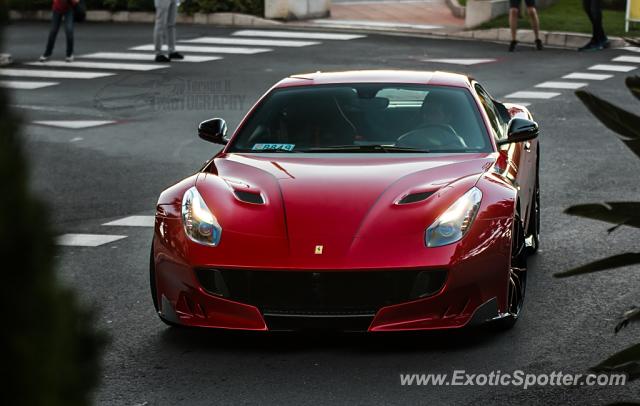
[474,84,531,224]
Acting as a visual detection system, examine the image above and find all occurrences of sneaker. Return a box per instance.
[600,39,611,49]
[65,55,74,62]
[535,39,543,50]
[578,40,597,51]
[39,55,49,62]
[508,40,517,52]
[155,54,170,62]
[169,52,184,60]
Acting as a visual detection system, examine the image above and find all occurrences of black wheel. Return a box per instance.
[525,164,540,255]
[149,244,181,327]
[491,215,527,330]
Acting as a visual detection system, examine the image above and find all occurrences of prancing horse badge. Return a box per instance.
[315,245,323,255]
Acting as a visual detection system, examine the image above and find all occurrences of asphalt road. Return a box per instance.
[4,21,640,405]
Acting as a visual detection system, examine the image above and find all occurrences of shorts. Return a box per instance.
[509,0,535,8]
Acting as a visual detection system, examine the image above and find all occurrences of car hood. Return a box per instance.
[196,153,495,243]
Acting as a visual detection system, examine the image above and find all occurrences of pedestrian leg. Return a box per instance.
[154,3,170,60]
[42,11,63,58]
[63,9,75,59]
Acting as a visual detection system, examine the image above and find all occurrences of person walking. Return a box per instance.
[579,0,609,50]
[153,0,184,62]
[508,0,543,52]
[39,0,78,62]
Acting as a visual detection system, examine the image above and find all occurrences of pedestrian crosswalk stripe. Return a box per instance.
[103,215,155,227]
[181,37,320,47]
[0,68,115,79]
[507,102,531,107]
[26,60,169,71]
[79,52,222,63]
[535,81,587,90]
[131,44,271,54]
[588,64,637,72]
[612,55,640,64]
[57,233,127,247]
[505,91,560,99]
[312,19,443,30]
[562,72,613,80]
[622,47,640,53]
[32,120,117,129]
[423,58,496,65]
[0,80,59,89]
[233,30,365,41]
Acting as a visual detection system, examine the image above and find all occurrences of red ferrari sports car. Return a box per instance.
[151,70,540,332]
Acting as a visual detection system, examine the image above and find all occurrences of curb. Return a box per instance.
[8,9,628,50]
[287,21,627,49]
[8,10,281,27]
[449,27,626,49]
[0,53,13,66]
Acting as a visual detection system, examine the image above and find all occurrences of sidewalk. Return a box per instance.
[326,0,464,32]
[289,0,628,49]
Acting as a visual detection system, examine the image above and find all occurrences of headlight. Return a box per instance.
[425,187,482,247]
[182,186,222,246]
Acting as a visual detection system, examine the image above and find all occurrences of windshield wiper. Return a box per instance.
[301,145,430,153]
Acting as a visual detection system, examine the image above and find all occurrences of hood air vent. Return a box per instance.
[234,190,264,205]
[397,191,433,205]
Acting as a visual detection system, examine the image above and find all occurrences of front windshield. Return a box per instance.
[227,83,492,153]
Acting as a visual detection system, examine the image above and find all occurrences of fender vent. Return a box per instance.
[397,191,433,205]
[234,190,264,205]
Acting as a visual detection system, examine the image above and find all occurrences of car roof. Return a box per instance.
[275,70,473,89]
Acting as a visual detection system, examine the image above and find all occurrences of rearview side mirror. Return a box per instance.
[497,118,539,146]
[198,118,228,145]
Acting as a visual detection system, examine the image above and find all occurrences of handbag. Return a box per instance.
[73,0,87,22]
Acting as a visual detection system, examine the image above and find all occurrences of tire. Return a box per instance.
[149,244,181,327]
[491,215,527,330]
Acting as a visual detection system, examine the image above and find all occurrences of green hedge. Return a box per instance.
[9,0,264,15]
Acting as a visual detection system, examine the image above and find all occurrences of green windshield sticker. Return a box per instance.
[252,143,295,151]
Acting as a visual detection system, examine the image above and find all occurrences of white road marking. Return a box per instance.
[57,233,127,247]
[622,46,640,53]
[103,215,155,227]
[612,55,640,64]
[131,44,271,54]
[26,60,169,71]
[32,120,117,129]
[504,91,561,99]
[181,37,320,47]
[562,72,613,80]
[588,64,637,72]
[0,68,115,79]
[79,52,222,63]
[311,19,443,30]
[422,58,496,65]
[535,81,587,89]
[233,29,365,40]
[0,80,59,89]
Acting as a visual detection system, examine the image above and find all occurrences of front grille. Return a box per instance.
[196,268,447,315]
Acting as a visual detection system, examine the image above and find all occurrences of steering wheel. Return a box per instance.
[395,124,467,150]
